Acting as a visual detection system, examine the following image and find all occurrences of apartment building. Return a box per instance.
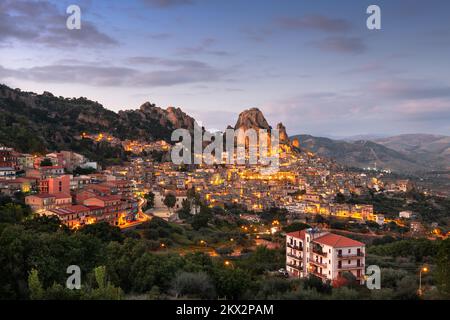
[286,228,365,285]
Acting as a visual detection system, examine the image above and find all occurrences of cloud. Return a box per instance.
[141,0,194,8]
[176,38,231,56]
[127,56,210,68]
[0,58,225,87]
[312,36,366,54]
[0,0,116,47]
[277,15,352,33]
[372,79,450,100]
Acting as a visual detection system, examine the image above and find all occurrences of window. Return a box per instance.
[348,260,351,264]
[348,249,351,253]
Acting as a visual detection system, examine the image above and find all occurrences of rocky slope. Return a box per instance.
[0,84,195,160]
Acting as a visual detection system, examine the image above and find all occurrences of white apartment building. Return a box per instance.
[286,228,365,284]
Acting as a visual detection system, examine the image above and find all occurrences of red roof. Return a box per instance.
[287,230,306,239]
[286,230,364,248]
[313,233,364,248]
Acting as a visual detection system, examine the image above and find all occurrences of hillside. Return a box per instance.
[290,134,429,173]
[0,84,195,163]
[374,134,450,171]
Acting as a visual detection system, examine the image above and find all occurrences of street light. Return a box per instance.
[418,266,428,296]
[224,260,235,269]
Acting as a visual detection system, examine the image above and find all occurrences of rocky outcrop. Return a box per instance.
[132,102,196,132]
[234,108,271,131]
[0,84,197,155]
[276,122,289,143]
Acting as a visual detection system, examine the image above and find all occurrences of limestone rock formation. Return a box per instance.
[234,108,271,131]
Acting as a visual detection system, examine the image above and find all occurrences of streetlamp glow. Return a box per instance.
[418,265,429,296]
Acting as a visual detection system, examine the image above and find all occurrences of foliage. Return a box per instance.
[171,272,216,299]
[78,222,124,243]
[435,238,450,297]
[163,193,176,212]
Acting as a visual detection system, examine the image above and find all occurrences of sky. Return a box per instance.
[1,0,450,137]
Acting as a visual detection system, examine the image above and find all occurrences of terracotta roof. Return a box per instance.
[287,230,306,239]
[53,193,72,199]
[313,233,364,248]
[29,193,55,199]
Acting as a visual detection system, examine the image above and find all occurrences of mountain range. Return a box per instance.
[1,83,448,173]
[291,134,450,174]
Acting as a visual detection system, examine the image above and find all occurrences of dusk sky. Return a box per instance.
[1,0,450,137]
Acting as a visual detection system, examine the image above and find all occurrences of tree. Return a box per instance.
[283,222,310,233]
[191,212,210,230]
[335,192,346,204]
[435,239,450,298]
[144,192,155,211]
[22,215,69,234]
[39,158,53,167]
[178,199,192,220]
[78,222,124,243]
[163,193,176,213]
[212,266,250,299]
[171,272,215,299]
[28,269,44,300]
[83,266,122,300]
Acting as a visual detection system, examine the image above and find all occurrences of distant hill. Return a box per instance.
[290,134,431,173]
[374,134,450,171]
[0,84,195,163]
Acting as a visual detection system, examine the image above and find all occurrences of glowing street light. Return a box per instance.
[418,266,429,296]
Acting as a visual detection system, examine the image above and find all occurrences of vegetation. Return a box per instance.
[0,193,449,300]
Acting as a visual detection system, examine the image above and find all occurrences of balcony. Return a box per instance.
[310,260,327,268]
[338,264,365,270]
[287,252,302,260]
[287,262,303,271]
[312,248,328,257]
[310,270,327,279]
[337,252,364,259]
[287,243,303,250]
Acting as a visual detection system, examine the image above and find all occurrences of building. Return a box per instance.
[0,167,15,179]
[286,228,365,285]
[399,210,414,219]
[0,146,18,169]
[38,175,71,194]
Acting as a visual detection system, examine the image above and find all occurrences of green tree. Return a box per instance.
[163,193,176,213]
[28,269,44,300]
[212,266,250,299]
[171,272,215,299]
[83,266,122,300]
[144,191,155,210]
[435,239,450,298]
[78,222,124,243]
[39,158,53,167]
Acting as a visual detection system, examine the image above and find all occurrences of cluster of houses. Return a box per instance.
[0,146,138,228]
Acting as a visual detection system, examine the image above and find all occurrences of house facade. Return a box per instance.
[286,228,366,285]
